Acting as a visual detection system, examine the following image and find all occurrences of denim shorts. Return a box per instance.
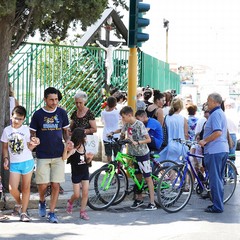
[10,159,35,175]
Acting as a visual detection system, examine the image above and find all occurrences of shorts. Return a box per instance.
[36,157,65,184]
[10,159,35,175]
[103,140,120,157]
[133,152,151,178]
[72,172,89,184]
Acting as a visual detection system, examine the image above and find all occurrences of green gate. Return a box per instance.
[9,43,180,124]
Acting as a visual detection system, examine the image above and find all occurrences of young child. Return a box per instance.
[62,127,94,220]
[111,106,156,210]
[190,132,204,179]
[1,106,40,222]
[101,96,121,162]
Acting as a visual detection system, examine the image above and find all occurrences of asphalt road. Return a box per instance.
[1,156,240,240]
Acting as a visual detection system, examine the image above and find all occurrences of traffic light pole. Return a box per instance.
[127,47,138,112]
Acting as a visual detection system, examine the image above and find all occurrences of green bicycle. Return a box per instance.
[87,138,176,210]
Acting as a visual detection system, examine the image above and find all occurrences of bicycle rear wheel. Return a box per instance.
[157,165,193,213]
[223,160,237,203]
[87,165,120,210]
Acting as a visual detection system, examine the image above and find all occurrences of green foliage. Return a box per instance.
[0,0,128,53]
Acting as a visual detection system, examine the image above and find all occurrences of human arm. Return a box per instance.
[85,119,97,135]
[2,142,9,170]
[132,133,151,146]
[28,137,40,151]
[63,127,70,143]
[62,141,75,160]
[199,130,222,147]
[85,152,94,164]
[156,108,164,126]
[184,118,189,140]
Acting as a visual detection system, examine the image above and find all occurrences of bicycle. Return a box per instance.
[156,138,238,213]
[87,137,176,211]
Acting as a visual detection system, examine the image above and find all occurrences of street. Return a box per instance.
[0,157,240,240]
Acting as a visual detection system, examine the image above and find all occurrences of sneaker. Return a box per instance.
[12,205,21,216]
[145,203,157,211]
[38,201,46,217]
[80,211,90,220]
[66,200,73,214]
[130,200,144,209]
[47,212,58,223]
[20,212,31,222]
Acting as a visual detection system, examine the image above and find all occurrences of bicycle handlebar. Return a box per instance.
[107,135,132,145]
[173,138,198,148]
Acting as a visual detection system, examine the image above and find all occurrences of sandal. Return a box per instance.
[12,204,21,216]
[20,212,31,222]
[80,211,90,220]
[0,215,9,222]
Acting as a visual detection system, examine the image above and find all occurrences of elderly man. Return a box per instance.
[199,93,228,213]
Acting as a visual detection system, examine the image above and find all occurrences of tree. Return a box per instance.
[0,0,128,180]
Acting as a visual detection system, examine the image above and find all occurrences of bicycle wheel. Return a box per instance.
[157,165,193,213]
[87,165,120,210]
[112,167,129,205]
[152,159,177,173]
[223,160,237,203]
[152,165,170,207]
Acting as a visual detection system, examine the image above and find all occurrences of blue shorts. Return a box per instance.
[133,152,151,178]
[10,159,35,175]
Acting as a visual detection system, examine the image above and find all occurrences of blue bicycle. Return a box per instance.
[157,138,238,213]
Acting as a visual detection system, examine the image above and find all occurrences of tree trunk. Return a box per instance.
[0,13,15,189]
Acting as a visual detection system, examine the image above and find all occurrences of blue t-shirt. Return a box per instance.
[146,118,163,150]
[30,107,70,158]
[203,106,228,154]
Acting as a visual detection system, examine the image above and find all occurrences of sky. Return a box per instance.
[136,0,240,72]
[29,0,240,73]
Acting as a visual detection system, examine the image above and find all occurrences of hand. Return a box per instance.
[30,137,40,146]
[3,159,9,170]
[66,140,74,151]
[86,152,94,164]
[198,139,206,147]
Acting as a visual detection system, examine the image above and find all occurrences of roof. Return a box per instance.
[77,8,128,47]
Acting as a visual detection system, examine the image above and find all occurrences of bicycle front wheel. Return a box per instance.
[87,165,120,210]
[223,160,237,203]
[157,165,193,213]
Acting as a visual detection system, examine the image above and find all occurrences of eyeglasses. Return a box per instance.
[12,116,24,121]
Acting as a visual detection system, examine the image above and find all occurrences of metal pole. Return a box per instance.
[166,28,168,63]
[128,48,137,112]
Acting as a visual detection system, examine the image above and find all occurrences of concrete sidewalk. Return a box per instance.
[0,160,106,210]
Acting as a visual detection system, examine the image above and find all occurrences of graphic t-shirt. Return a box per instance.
[1,125,33,163]
[30,107,69,158]
[67,148,89,177]
[121,120,149,156]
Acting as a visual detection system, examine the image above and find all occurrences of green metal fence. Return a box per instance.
[9,43,180,124]
[9,43,129,124]
[140,52,180,92]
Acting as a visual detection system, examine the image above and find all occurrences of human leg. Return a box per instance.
[49,157,65,213]
[9,172,21,205]
[20,159,35,214]
[21,171,33,213]
[36,158,51,217]
[204,153,228,212]
[66,183,81,214]
[80,180,90,220]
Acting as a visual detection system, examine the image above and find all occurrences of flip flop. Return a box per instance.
[0,215,9,222]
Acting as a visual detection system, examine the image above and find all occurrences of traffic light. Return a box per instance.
[128,0,150,48]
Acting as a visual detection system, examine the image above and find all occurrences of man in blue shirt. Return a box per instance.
[30,87,70,223]
[135,110,163,152]
[199,93,228,213]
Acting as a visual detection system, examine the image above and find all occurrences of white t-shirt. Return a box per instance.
[101,109,121,142]
[1,125,33,163]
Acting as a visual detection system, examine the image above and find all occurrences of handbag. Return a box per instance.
[162,115,168,148]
